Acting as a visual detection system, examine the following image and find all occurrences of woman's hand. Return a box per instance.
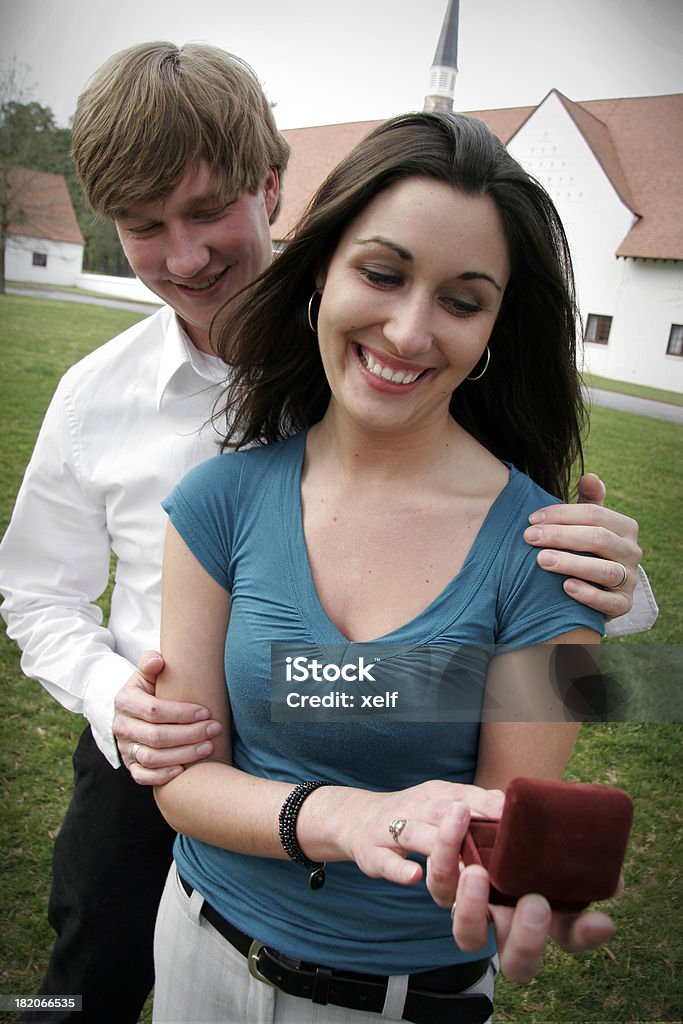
[327,781,504,886]
[362,792,617,985]
[452,862,617,983]
[421,799,617,985]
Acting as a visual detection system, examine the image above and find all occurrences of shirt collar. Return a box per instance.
[156,309,227,409]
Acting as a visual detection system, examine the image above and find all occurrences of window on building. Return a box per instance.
[666,324,683,357]
[584,314,612,345]
[32,252,48,267]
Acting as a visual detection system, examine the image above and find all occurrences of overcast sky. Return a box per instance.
[1,0,682,130]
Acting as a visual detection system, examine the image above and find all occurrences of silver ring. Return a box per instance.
[130,742,142,765]
[610,562,629,590]
[388,818,407,845]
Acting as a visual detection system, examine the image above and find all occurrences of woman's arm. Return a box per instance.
[443,629,616,983]
[153,523,297,854]
[473,627,600,790]
[153,524,305,855]
[426,628,600,910]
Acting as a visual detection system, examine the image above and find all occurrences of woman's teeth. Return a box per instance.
[359,347,422,385]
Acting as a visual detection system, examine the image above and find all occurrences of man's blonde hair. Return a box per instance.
[72,41,290,219]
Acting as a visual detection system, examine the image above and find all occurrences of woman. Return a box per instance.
[152,112,614,1024]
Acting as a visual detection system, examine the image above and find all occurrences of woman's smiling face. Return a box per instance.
[315,176,510,436]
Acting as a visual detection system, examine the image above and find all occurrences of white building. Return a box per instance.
[504,90,683,392]
[5,167,84,287]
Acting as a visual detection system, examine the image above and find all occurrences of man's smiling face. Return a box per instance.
[115,160,279,353]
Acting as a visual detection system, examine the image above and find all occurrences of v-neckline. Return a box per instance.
[280,431,518,648]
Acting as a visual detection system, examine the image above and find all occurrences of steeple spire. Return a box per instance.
[423,0,459,113]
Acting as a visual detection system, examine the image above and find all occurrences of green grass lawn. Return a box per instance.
[1,294,681,1022]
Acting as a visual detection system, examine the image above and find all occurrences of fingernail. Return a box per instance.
[537,551,558,567]
[463,872,489,901]
[526,527,543,542]
[194,708,210,721]
[564,579,580,594]
[168,767,183,779]
[524,897,550,927]
[206,722,222,737]
[528,511,546,525]
[196,742,213,756]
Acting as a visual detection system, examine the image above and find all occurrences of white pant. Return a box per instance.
[153,864,495,1024]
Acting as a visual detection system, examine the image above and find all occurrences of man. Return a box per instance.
[0,41,656,1024]
[0,42,287,1024]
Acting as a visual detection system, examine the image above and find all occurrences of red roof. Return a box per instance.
[273,120,381,239]
[273,92,683,261]
[572,94,683,259]
[7,167,84,246]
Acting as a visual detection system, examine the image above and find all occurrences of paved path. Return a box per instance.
[585,388,683,424]
[7,286,683,423]
[7,285,159,316]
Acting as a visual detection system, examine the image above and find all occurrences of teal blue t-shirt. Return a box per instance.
[162,430,604,973]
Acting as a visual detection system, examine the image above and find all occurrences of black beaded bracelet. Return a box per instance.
[278,780,333,890]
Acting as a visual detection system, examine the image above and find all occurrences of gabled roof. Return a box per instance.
[6,167,84,246]
[274,93,683,261]
[550,91,639,215]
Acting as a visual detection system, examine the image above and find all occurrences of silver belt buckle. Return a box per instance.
[248,940,277,987]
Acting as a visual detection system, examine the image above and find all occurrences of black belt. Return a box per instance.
[179,875,493,1024]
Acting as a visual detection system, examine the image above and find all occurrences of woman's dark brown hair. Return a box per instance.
[216,111,586,499]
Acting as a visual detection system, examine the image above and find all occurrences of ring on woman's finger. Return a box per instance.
[388,818,407,845]
[609,562,629,590]
[130,742,143,765]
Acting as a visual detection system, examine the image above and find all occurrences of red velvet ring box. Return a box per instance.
[461,776,634,912]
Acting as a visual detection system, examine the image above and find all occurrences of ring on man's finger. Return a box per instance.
[130,742,143,765]
[388,818,407,845]
[609,562,629,590]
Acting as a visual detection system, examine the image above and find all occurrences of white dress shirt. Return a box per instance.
[0,304,658,767]
[0,306,227,766]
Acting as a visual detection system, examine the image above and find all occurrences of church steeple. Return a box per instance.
[423,0,459,113]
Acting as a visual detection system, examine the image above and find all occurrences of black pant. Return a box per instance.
[20,727,176,1024]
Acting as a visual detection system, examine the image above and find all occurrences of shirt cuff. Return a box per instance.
[83,656,138,768]
[604,564,659,638]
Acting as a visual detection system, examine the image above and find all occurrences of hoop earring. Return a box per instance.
[307,291,320,333]
[466,346,490,381]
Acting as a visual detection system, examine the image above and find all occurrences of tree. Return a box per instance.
[81,218,134,277]
[1,100,71,168]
